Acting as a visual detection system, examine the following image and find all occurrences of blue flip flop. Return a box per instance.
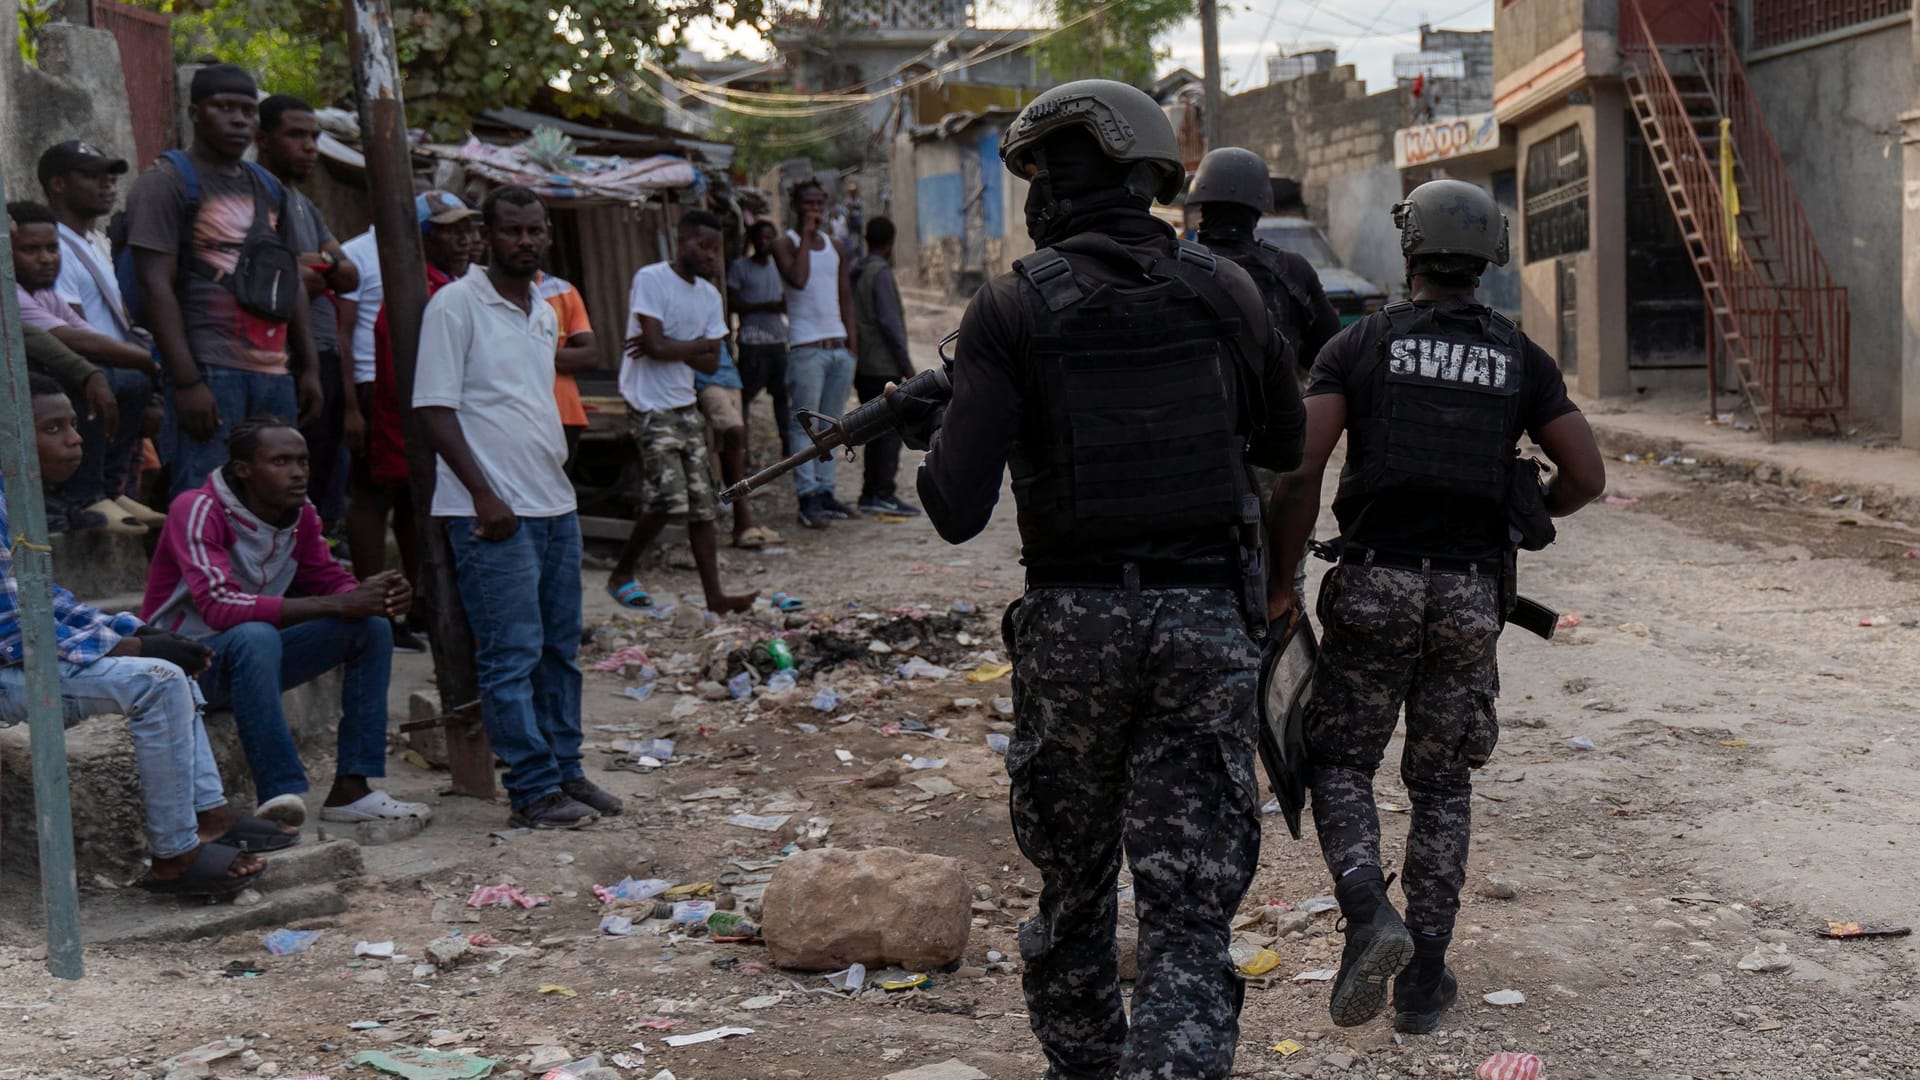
[607,582,653,609]
[771,592,806,613]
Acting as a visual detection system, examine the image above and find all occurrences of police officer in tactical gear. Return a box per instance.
[1268,178,1605,1034]
[1190,146,1342,376]
[911,79,1305,1079]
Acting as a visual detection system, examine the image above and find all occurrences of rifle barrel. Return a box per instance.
[719,440,838,504]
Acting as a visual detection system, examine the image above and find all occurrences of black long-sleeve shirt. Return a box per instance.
[919,226,1305,556]
[1199,231,1343,377]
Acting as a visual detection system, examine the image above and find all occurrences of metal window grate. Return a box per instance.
[1751,0,1911,49]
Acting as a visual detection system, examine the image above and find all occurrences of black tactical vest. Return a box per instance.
[1338,300,1523,516]
[1006,237,1267,561]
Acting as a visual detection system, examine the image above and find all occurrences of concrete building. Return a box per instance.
[1494,0,1917,442]
[888,109,1032,295]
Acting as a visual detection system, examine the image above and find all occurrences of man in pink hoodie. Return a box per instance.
[144,415,429,827]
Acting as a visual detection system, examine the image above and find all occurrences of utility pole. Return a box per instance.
[1200,0,1223,152]
[347,0,494,797]
[0,168,85,980]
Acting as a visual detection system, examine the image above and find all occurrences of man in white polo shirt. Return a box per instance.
[603,210,757,617]
[415,185,620,831]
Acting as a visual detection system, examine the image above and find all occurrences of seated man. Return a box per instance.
[142,416,429,828]
[0,376,283,897]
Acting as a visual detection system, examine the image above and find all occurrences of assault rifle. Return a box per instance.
[718,335,955,505]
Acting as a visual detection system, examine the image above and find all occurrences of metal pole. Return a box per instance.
[346,0,494,797]
[0,167,85,980]
[1200,0,1223,151]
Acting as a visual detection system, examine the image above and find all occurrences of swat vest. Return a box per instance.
[1338,299,1524,516]
[1006,236,1268,561]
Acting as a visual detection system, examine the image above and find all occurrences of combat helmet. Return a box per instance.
[1000,79,1185,205]
[1391,179,1509,266]
[1188,146,1274,214]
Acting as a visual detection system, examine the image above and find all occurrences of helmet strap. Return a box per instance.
[1023,146,1074,243]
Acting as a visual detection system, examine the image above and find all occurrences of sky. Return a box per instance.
[680,0,1494,96]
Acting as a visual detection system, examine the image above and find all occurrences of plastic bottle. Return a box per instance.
[766,639,796,670]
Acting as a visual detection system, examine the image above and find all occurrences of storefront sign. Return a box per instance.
[1394,111,1500,169]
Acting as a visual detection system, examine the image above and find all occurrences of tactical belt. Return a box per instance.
[1337,544,1500,577]
[1026,560,1241,591]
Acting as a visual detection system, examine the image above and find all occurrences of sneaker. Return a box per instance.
[507,791,599,830]
[112,495,168,527]
[858,494,921,517]
[392,625,428,654]
[1328,867,1415,1028]
[797,492,831,530]
[818,493,862,520]
[560,777,624,816]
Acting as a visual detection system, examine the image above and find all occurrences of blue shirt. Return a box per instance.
[694,341,743,392]
[0,474,141,667]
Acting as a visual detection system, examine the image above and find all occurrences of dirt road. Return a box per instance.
[2,316,1918,1080]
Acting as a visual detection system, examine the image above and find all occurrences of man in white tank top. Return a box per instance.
[772,178,861,529]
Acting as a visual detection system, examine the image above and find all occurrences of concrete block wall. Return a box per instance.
[0,0,136,206]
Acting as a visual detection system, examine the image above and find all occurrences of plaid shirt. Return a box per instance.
[0,474,141,667]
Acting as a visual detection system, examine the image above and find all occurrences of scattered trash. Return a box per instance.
[726,812,791,832]
[593,646,654,673]
[1291,969,1337,982]
[728,672,753,699]
[600,915,635,936]
[767,670,799,693]
[620,685,655,702]
[355,941,396,958]
[819,963,871,995]
[351,1049,498,1080]
[222,960,265,977]
[1377,801,1409,813]
[672,900,717,924]
[873,969,931,991]
[595,877,674,905]
[811,687,843,711]
[348,1020,384,1030]
[1271,1040,1305,1056]
[869,640,895,654]
[661,1027,755,1048]
[466,884,549,909]
[765,639,797,669]
[1477,1051,1544,1080]
[1234,947,1281,977]
[985,733,1010,755]
[898,657,954,680]
[834,749,855,763]
[967,661,1014,682]
[883,1061,990,1080]
[537,984,577,997]
[992,697,1014,716]
[951,599,977,615]
[263,928,322,955]
[1301,896,1338,915]
[793,721,821,735]
[1737,943,1794,972]
[1603,495,1640,505]
[911,776,959,797]
[739,994,783,1010]
[1859,615,1892,627]
[1816,921,1911,939]
[1483,989,1526,1006]
[707,910,763,942]
[904,757,947,770]
[1566,736,1597,751]
[1556,613,1582,629]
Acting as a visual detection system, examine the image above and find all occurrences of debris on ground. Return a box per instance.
[1816,920,1911,938]
[882,1060,991,1080]
[1477,1051,1544,1080]
[661,1027,755,1048]
[351,1048,498,1080]
[762,847,972,970]
[263,928,322,955]
[1738,942,1794,972]
[1483,989,1526,1006]
[466,884,550,909]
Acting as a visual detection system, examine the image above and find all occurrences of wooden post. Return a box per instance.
[346,0,494,797]
[0,167,86,980]
[1200,0,1222,152]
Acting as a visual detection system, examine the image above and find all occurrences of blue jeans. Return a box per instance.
[0,656,225,858]
[164,364,297,499]
[57,367,153,506]
[444,513,585,808]
[197,617,393,804]
[784,345,855,497]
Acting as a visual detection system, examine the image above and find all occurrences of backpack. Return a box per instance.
[111,149,297,328]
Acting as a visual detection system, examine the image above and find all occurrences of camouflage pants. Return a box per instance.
[1305,562,1501,937]
[628,405,718,522]
[1005,586,1262,1080]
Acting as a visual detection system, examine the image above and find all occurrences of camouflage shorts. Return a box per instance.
[629,405,718,522]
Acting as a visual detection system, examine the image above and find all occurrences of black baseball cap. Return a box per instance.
[37,140,129,187]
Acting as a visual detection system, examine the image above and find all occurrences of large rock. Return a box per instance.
[762,847,971,971]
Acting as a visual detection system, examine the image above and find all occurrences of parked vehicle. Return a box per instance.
[1255,215,1388,325]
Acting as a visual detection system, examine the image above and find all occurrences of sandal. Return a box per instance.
[606,581,653,609]
[771,592,806,613]
[134,842,265,898]
[217,816,300,853]
[318,789,434,824]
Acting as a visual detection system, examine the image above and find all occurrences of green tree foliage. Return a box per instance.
[133,0,762,139]
[1037,0,1193,89]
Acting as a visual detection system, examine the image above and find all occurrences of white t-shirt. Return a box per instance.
[338,229,383,384]
[784,230,844,346]
[414,270,573,519]
[620,261,726,412]
[53,223,136,344]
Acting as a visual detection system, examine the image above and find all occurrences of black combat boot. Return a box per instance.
[1393,931,1458,1034]
[1328,866,1415,1027]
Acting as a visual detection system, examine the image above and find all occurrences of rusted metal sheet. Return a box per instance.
[90,0,175,168]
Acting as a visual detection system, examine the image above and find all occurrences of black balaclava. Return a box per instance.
[1023,127,1149,246]
[1195,202,1259,244]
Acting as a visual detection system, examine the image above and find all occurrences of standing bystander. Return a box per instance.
[848,216,918,516]
[415,185,621,830]
[772,179,860,528]
[726,221,791,455]
[532,270,596,465]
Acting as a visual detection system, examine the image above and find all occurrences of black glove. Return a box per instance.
[135,626,214,674]
[886,383,948,453]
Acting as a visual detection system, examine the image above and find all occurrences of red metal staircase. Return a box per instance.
[1620,0,1848,439]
